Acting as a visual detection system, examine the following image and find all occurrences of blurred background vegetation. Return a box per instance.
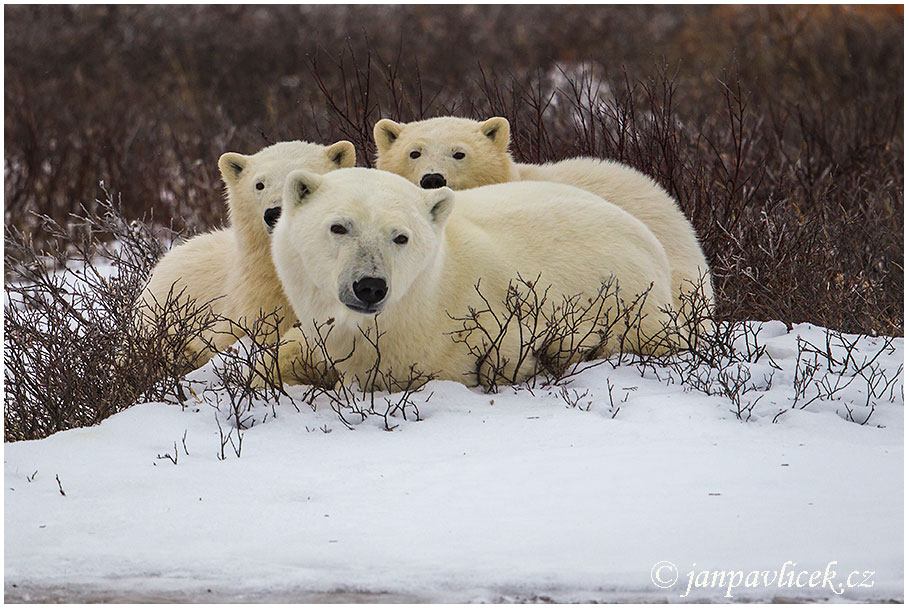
[4,5,904,334]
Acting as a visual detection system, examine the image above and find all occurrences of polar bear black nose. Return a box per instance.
[263,206,282,232]
[353,277,388,305]
[420,173,447,189]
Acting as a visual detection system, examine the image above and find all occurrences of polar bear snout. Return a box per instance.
[339,276,388,313]
[419,173,447,189]
[353,277,388,306]
[263,206,282,233]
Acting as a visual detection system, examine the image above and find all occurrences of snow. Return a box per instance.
[4,321,903,602]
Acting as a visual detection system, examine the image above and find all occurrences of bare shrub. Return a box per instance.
[774,330,902,425]
[446,275,668,393]
[3,190,215,441]
[268,318,435,431]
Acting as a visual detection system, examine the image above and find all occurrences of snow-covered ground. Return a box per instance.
[5,321,903,602]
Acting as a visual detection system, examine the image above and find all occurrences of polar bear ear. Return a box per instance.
[480,117,510,151]
[373,119,404,153]
[425,187,455,226]
[284,170,323,207]
[326,140,356,168]
[218,152,248,184]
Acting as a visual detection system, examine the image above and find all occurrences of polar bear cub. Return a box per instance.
[270,167,673,388]
[139,139,355,366]
[373,116,713,322]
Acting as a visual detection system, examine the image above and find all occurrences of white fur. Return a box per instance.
[271,168,673,387]
[139,139,355,365]
[374,116,714,316]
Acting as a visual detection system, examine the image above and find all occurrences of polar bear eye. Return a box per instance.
[393,234,409,245]
[453,152,466,160]
[409,150,421,159]
[330,224,348,235]
[255,182,265,190]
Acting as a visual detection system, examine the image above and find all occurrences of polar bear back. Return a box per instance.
[443,180,672,307]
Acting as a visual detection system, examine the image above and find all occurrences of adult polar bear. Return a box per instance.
[372,116,714,322]
[139,139,355,366]
[270,168,673,388]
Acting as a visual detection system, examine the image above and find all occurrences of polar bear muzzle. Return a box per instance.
[263,206,282,233]
[419,173,447,189]
[342,276,388,314]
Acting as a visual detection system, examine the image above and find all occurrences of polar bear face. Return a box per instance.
[272,168,454,319]
[218,140,356,235]
[373,116,512,191]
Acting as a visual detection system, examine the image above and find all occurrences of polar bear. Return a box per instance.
[373,116,713,327]
[270,167,673,389]
[139,139,355,366]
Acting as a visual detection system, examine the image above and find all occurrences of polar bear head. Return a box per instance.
[272,168,454,321]
[373,116,513,191]
[218,139,356,238]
